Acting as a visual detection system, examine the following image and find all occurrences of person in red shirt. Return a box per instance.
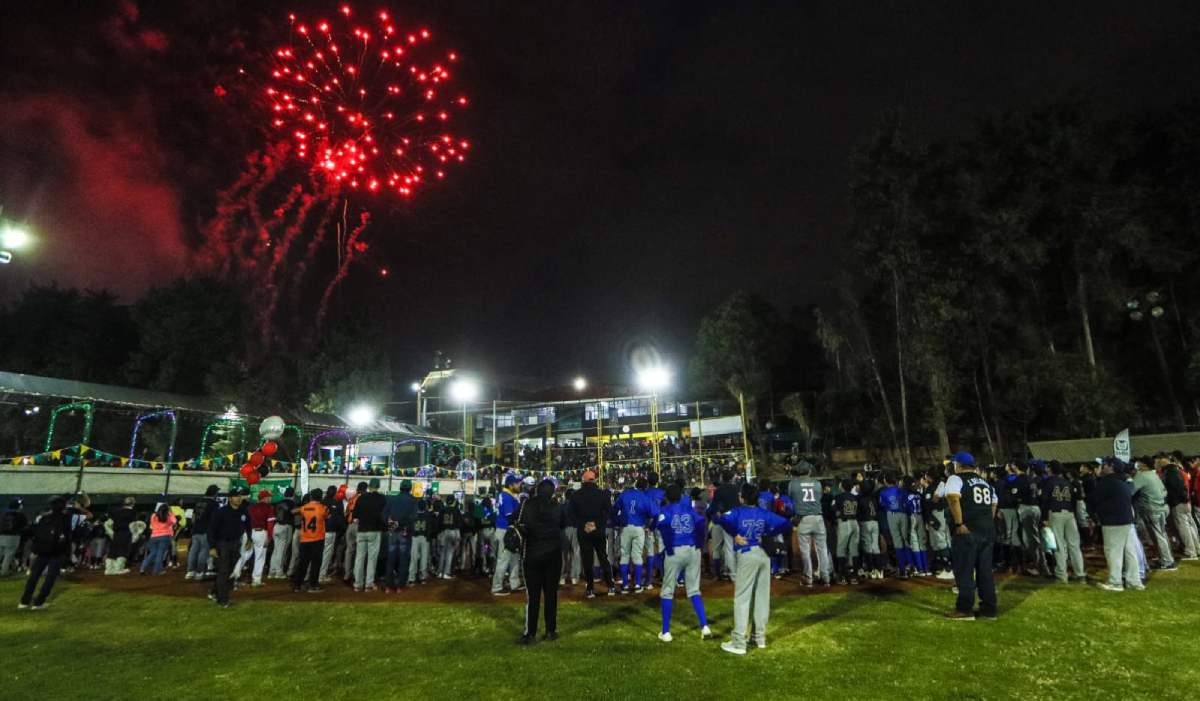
[233,490,275,587]
[291,489,328,593]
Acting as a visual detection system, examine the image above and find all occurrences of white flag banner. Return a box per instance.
[1114,429,1131,462]
[299,459,310,494]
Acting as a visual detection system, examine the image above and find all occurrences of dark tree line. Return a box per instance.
[692,100,1200,469]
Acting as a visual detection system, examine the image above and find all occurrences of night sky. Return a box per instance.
[2,0,1199,388]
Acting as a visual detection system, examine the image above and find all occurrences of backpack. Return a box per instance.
[503,501,527,553]
[33,514,69,555]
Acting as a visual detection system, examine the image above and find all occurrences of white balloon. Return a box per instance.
[260,416,286,441]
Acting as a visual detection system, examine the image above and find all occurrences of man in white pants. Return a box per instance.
[491,474,524,595]
[233,490,273,586]
[352,479,386,591]
[268,489,295,578]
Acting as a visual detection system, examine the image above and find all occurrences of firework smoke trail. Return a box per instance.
[256,185,330,346]
[315,211,370,326]
[251,181,305,261]
[198,151,269,276]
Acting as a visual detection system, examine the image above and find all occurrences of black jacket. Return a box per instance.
[518,496,565,558]
[355,491,387,532]
[1163,465,1189,508]
[568,483,612,529]
[1089,472,1135,527]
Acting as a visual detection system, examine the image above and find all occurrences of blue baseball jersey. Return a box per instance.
[777,495,796,519]
[645,487,665,511]
[757,492,776,511]
[615,488,657,528]
[879,486,907,513]
[495,491,520,530]
[713,506,790,554]
[904,491,923,518]
[655,501,704,552]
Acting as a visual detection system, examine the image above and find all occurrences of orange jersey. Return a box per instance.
[299,503,328,543]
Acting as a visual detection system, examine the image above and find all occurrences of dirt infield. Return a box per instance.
[60,564,977,605]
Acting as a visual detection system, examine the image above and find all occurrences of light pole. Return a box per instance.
[450,378,479,460]
[1127,293,1187,432]
[636,365,670,475]
[411,382,424,425]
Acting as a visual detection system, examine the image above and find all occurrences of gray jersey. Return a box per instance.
[789,478,823,516]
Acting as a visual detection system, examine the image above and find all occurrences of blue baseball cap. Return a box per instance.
[504,473,522,486]
[951,452,975,467]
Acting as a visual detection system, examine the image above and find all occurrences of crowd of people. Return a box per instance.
[5,448,1198,648]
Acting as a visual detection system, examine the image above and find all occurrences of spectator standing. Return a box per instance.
[1156,453,1199,560]
[139,504,177,576]
[352,478,386,591]
[1131,457,1175,571]
[232,490,273,587]
[1,499,29,577]
[382,479,418,593]
[516,479,566,645]
[342,481,368,582]
[20,497,89,610]
[268,488,296,579]
[104,497,137,576]
[943,453,998,620]
[292,489,329,593]
[207,488,252,607]
[1091,460,1144,592]
[186,485,219,580]
[569,471,617,598]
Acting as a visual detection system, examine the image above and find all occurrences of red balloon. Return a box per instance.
[335,485,348,501]
[249,451,265,467]
[239,463,255,478]
[246,471,261,486]
[261,441,278,457]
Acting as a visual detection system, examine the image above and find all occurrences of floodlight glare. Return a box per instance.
[637,366,670,393]
[348,405,376,427]
[1,225,29,250]
[574,377,587,391]
[449,379,478,402]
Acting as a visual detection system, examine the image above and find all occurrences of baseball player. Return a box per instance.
[788,464,831,586]
[615,478,657,593]
[856,479,883,579]
[714,483,790,654]
[655,485,712,642]
[903,475,930,576]
[878,474,912,577]
[437,495,462,579]
[491,474,524,595]
[642,473,666,589]
[1039,461,1086,582]
[1016,461,1050,576]
[832,478,859,584]
[997,463,1021,571]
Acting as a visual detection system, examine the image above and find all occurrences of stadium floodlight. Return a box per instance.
[636,365,670,393]
[348,405,376,427]
[449,379,479,403]
[574,377,587,391]
[1,224,29,250]
[411,382,422,392]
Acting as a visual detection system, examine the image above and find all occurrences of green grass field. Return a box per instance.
[2,566,1197,700]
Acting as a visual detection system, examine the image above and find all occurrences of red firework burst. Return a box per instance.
[263,5,469,197]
